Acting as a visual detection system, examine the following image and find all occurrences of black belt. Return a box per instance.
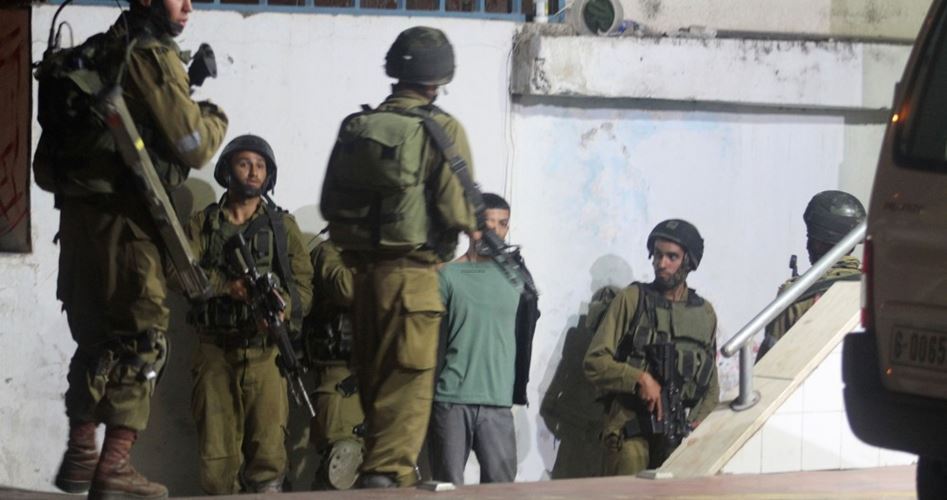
[200,334,268,350]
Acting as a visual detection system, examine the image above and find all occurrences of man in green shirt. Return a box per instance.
[185,135,313,494]
[428,193,537,484]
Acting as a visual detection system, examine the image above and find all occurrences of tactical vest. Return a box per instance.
[617,283,716,406]
[33,28,188,198]
[188,201,301,334]
[321,105,451,251]
[302,305,354,363]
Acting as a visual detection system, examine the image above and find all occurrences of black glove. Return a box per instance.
[188,43,217,87]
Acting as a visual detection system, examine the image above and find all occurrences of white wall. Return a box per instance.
[723,343,916,474]
[0,2,914,494]
[510,103,845,480]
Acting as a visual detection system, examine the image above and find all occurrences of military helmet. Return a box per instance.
[647,219,704,271]
[214,134,278,193]
[803,190,866,245]
[385,26,455,86]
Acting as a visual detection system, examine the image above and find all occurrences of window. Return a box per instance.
[897,1,947,171]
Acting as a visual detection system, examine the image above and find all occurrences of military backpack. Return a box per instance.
[321,105,456,251]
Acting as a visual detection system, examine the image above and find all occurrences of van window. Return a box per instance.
[898,6,947,170]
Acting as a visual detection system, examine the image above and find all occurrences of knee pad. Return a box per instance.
[321,438,363,490]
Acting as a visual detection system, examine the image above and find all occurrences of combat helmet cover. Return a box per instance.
[385,26,455,85]
[803,190,866,245]
[647,219,704,271]
[214,134,278,193]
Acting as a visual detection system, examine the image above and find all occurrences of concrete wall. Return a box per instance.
[509,30,911,480]
[0,2,917,494]
[615,0,932,40]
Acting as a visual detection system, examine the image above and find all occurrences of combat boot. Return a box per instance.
[358,472,397,488]
[55,421,99,494]
[88,426,168,500]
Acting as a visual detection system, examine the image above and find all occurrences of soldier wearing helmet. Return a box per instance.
[584,219,720,476]
[183,135,313,494]
[43,0,228,498]
[757,191,866,361]
[319,26,478,488]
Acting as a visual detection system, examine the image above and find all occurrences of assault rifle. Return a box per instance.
[97,86,211,301]
[225,233,316,418]
[789,254,799,278]
[641,341,689,468]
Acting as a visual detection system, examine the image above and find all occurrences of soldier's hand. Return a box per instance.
[227,279,249,302]
[637,371,664,421]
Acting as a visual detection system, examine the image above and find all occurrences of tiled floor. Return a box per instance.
[1,465,917,499]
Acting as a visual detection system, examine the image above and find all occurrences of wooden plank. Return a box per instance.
[654,282,861,479]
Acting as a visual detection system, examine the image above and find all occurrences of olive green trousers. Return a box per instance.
[190,341,288,494]
[349,255,443,487]
[59,196,169,431]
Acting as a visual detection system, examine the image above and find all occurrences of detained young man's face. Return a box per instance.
[483,208,511,240]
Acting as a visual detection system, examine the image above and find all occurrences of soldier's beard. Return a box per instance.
[653,268,688,292]
[231,179,263,200]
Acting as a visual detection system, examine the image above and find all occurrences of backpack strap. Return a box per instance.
[398,107,487,229]
[262,200,302,332]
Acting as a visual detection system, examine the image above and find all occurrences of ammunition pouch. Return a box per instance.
[336,374,359,397]
[108,329,168,385]
[188,297,254,331]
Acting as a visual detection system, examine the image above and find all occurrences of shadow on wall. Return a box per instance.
[132,178,220,497]
[538,254,634,479]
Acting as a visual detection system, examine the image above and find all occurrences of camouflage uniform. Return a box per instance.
[757,256,861,361]
[584,283,720,476]
[185,197,313,494]
[56,12,228,435]
[322,90,477,486]
[304,240,366,490]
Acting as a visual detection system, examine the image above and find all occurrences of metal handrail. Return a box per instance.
[722,220,866,411]
[722,220,866,357]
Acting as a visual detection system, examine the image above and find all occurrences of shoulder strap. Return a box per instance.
[398,107,487,228]
[262,201,302,329]
[614,283,649,361]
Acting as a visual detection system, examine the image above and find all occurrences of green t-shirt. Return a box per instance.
[435,260,522,407]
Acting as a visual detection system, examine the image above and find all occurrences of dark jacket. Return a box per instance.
[512,250,540,406]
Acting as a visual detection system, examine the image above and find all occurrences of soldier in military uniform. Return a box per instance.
[185,135,313,494]
[40,1,229,498]
[757,190,866,361]
[302,239,366,490]
[320,26,478,488]
[584,220,720,476]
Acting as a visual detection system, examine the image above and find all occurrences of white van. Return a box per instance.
[843,0,947,496]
